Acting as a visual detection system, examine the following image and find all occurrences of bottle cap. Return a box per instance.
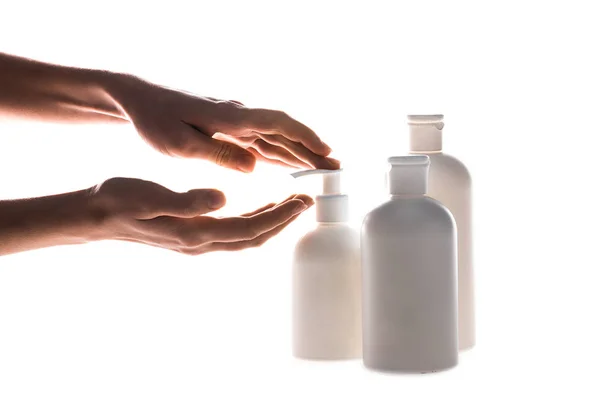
[408,114,444,153]
[388,155,430,195]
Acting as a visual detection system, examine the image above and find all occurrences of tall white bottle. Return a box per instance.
[362,156,458,373]
[292,169,361,360]
[408,114,474,351]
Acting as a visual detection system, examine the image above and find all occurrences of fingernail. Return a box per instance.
[236,154,256,173]
[207,191,226,209]
[322,141,332,154]
[328,158,341,169]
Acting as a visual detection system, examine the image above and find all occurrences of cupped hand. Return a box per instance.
[90,177,313,255]
[107,74,340,172]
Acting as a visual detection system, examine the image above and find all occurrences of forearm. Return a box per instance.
[0,187,106,256]
[0,52,127,123]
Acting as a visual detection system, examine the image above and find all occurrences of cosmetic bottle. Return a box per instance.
[292,169,361,360]
[408,114,474,350]
[362,156,458,372]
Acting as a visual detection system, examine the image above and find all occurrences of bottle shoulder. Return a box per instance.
[428,153,471,182]
[363,197,455,233]
[295,224,359,251]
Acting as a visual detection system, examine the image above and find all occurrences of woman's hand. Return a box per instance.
[0,177,312,256]
[91,177,313,255]
[0,53,339,171]
[106,74,340,172]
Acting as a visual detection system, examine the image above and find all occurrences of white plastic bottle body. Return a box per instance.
[361,197,458,373]
[425,153,474,351]
[292,224,362,360]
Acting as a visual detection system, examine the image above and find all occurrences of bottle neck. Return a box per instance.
[316,194,348,223]
[409,123,443,153]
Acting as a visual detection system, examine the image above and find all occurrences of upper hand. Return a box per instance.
[90,177,313,255]
[107,74,340,172]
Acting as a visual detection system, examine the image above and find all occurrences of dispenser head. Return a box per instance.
[291,169,348,223]
[291,169,343,196]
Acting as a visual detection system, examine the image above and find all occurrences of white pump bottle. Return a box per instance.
[291,169,361,360]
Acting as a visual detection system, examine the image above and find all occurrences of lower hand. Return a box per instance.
[90,177,313,255]
[106,74,340,172]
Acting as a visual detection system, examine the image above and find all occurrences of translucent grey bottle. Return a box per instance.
[361,155,458,373]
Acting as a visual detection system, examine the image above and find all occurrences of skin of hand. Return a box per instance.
[105,73,340,172]
[0,53,340,172]
[0,177,314,256]
[89,178,314,255]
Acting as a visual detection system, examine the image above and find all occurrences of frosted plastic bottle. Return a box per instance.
[292,169,361,360]
[408,114,474,351]
[362,156,458,373]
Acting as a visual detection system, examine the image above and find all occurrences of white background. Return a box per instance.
[1,0,599,398]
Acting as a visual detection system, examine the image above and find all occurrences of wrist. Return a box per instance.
[0,187,112,255]
[97,71,146,121]
[78,186,113,242]
[36,64,129,122]
[85,69,131,120]
[41,187,113,244]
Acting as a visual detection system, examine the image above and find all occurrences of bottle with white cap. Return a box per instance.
[291,169,361,360]
[362,155,458,373]
[408,114,474,351]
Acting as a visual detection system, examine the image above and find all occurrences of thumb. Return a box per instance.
[143,188,226,218]
[182,125,256,173]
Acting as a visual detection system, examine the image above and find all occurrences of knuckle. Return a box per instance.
[180,247,204,256]
[275,110,288,119]
[175,226,198,248]
[212,142,234,166]
[252,237,267,248]
[214,101,245,124]
[177,248,195,256]
[227,243,245,252]
[251,109,280,128]
[270,110,287,124]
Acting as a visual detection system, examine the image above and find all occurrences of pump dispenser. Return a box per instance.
[291,169,348,223]
[291,169,361,360]
[362,156,458,373]
[408,114,475,351]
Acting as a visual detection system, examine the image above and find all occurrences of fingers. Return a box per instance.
[180,124,257,173]
[244,108,332,156]
[258,134,340,169]
[208,212,302,252]
[241,202,277,217]
[139,187,227,219]
[252,139,313,169]
[203,199,307,243]
[240,194,312,217]
[246,148,298,169]
[190,194,314,253]
[131,194,314,254]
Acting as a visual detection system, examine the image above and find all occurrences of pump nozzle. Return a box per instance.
[291,169,348,223]
[291,169,343,195]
